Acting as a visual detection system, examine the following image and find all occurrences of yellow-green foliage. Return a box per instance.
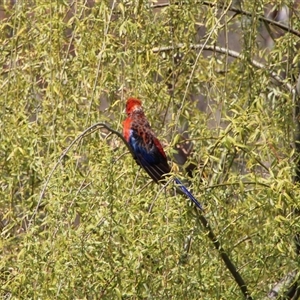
[1,1,300,298]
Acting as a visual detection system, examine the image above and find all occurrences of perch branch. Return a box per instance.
[32,121,253,298]
[196,211,252,299]
[29,122,134,228]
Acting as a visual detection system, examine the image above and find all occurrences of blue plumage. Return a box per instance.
[123,98,204,211]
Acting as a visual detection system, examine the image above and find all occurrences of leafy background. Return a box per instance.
[1,0,300,298]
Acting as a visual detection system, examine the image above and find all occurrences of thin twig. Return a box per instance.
[29,122,133,228]
[87,0,117,121]
[172,4,232,142]
[196,211,253,299]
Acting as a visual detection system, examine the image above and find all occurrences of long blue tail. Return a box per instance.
[174,178,204,211]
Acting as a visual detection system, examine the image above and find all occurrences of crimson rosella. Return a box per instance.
[123,97,203,211]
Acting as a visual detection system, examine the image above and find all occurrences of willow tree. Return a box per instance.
[1,1,300,299]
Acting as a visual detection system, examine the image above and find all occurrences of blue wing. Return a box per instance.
[128,129,204,211]
[128,129,170,182]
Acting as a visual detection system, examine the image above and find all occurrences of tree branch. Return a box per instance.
[151,43,294,92]
[196,211,252,299]
[151,1,300,38]
[29,122,134,228]
[33,121,253,299]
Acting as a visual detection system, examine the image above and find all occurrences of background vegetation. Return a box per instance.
[1,0,300,298]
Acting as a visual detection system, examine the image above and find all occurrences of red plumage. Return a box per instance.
[123,97,203,211]
[123,98,170,182]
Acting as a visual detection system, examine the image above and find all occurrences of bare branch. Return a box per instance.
[196,210,253,299]
[266,271,299,299]
[151,1,300,38]
[29,122,133,228]
[152,43,294,92]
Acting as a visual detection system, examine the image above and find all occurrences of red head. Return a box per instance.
[125,98,143,115]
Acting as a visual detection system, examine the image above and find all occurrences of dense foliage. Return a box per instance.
[1,1,300,298]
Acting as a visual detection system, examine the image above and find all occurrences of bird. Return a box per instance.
[123,97,203,211]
